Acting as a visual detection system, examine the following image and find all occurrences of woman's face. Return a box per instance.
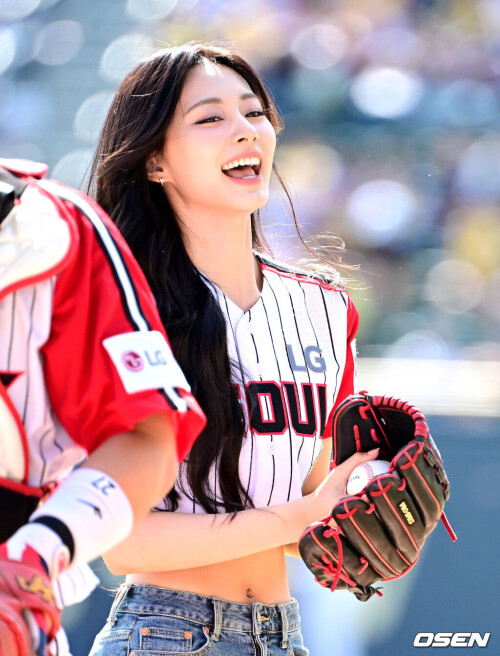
[152,60,277,218]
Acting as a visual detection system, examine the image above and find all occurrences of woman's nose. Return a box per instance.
[233,116,258,143]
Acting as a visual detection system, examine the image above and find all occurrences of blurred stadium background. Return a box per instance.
[1,0,498,653]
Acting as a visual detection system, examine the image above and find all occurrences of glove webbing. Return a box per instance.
[308,517,384,597]
[370,394,429,440]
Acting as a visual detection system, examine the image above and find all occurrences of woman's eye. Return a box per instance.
[195,110,264,124]
[196,115,222,124]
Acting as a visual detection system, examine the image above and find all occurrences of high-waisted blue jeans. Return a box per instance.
[88,584,309,656]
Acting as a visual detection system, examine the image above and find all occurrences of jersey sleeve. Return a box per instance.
[322,294,359,439]
[40,183,205,461]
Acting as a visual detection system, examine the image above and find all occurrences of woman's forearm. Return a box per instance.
[104,494,316,574]
[104,449,377,575]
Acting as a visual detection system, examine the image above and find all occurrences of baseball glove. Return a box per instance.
[0,549,60,656]
[299,392,455,601]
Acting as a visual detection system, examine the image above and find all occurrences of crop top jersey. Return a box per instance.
[155,255,359,513]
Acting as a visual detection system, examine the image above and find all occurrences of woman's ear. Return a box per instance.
[146,157,164,183]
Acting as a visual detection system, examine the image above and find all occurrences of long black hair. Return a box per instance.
[88,42,344,513]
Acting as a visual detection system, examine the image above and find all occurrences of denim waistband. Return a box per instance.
[108,583,301,646]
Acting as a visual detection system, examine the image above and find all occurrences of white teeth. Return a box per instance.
[222,157,260,171]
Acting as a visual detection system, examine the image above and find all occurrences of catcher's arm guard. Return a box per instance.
[299,392,456,601]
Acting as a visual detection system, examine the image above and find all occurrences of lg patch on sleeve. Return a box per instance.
[103,330,190,395]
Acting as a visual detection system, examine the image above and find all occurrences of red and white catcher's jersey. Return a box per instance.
[0,159,205,488]
[160,256,358,513]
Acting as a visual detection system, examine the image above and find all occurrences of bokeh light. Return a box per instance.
[0,26,16,75]
[383,329,451,360]
[33,20,83,66]
[125,0,178,23]
[424,258,485,314]
[51,148,93,189]
[350,67,424,119]
[346,180,417,246]
[277,143,344,194]
[435,79,499,128]
[99,33,153,84]
[444,206,500,275]
[73,91,115,144]
[290,23,348,70]
[0,0,40,21]
[454,137,500,201]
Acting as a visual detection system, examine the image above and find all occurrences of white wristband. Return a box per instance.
[30,467,134,572]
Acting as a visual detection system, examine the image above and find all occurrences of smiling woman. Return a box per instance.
[87,42,375,656]
[146,60,276,245]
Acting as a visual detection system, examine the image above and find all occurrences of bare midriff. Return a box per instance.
[126,545,291,604]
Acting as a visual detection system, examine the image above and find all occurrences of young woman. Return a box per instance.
[88,43,378,656]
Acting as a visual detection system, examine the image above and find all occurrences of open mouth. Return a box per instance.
[222,157,261,179]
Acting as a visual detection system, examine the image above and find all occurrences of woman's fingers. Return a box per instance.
[313,449,380,518]
[326,449,380,498]
[333,448,380,484]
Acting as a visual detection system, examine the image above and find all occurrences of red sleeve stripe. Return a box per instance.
[39,180,150,333]
[40,183,181,412]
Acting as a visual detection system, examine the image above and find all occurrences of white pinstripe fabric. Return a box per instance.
[169,262,355,513]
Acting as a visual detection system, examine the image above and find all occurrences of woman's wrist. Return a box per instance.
[293,492,325,535]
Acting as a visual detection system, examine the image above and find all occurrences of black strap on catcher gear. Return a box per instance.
[0,166,27,224]
[0,483,43,542]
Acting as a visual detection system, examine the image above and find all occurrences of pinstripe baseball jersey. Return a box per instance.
[0,160,205,491]
[163,256,359,513]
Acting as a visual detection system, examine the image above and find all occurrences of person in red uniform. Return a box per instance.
[0,158,206,656]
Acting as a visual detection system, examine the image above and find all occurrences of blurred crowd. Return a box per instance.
[1,0,499,361]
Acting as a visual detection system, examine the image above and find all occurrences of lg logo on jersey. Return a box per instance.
[287,344,326,373]
[105,331,190,399]
[121,351,144,371]
[121,349,166,372]
[235,345,329,437]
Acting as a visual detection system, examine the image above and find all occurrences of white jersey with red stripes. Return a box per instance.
[0,159,205,490]
[158,256,359,513]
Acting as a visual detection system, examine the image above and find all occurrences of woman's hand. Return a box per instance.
[305,448,380,522]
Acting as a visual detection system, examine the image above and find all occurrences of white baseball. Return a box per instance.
[346,460,392,495]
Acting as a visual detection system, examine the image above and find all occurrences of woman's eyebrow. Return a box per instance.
[185,92,259,115]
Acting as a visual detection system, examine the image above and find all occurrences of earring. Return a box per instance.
[160,178,164,185]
